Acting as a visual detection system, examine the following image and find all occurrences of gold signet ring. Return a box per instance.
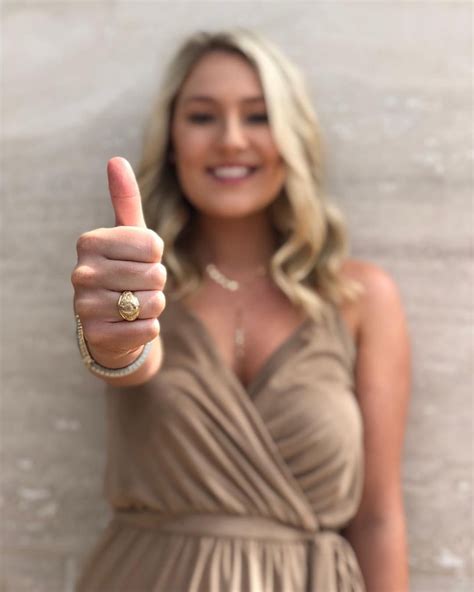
[117,291,141,322]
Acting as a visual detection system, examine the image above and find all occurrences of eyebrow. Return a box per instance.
[183,95,266,104]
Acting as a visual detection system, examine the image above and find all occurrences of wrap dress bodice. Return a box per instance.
[76,297,366,592]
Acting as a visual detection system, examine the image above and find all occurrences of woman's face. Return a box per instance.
[170,50,286,219]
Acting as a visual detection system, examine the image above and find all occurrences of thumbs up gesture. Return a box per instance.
[71,157,166,379]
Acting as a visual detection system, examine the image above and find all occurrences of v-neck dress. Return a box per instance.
[76,296,366,592]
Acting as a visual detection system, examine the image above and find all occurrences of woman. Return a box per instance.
[72,29,411,592]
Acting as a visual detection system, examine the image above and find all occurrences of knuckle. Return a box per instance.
[70,267,79,288]
[146,318,161,341]
[152,263,167,290]
[157,290,166,314]
[71,265,84,288]
[71,264,97,288]
[159,263,167,286]
[149,262,165,287]
[149,291,166,317]
[138,319,159,344]
[145,229,164,261]
[76,231,99,255]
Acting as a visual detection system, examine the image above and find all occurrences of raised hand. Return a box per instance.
[71,157,166,373]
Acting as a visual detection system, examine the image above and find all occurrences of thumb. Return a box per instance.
[107,156,146,228]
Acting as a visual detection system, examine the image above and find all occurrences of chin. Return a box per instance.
[188,189,277,220]
[197,200,271,220]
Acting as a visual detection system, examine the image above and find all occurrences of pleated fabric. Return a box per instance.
[76,296,366,592]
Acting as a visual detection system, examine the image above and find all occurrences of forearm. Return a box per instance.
[342,515,409,592]
[88,336,163,387]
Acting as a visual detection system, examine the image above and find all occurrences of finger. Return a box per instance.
[83,318,161,352]
[107,156,147,228]
[75,290,166,322]
[76,260,167,293]
[77,227,163,264]
[72,259,166,295]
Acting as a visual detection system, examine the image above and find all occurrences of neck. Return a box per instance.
[194,212,277,277]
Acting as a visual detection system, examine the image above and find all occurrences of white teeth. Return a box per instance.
[211,166,252,179]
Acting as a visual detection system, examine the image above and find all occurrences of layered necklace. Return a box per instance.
[205,262,268,367]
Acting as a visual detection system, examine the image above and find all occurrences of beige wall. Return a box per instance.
[2,1,472,590]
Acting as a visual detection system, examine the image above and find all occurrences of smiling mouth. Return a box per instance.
[207,166,259,181]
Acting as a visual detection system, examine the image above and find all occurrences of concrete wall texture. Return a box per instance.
[1,1,472,591]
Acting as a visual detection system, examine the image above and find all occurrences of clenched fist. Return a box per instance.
[71,157,166,380]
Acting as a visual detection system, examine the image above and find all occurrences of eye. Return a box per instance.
[187,113,214,124]
[247,113,268,124]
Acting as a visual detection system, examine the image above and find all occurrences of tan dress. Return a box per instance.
[76,297,366,592]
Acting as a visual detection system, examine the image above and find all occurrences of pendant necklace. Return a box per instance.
[205,262,268,367]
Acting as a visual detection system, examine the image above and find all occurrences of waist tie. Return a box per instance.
[113,511,365,592]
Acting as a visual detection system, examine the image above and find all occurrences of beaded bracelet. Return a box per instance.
[75,314,152,378]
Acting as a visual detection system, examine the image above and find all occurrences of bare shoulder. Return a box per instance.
[342,257,402,300]
[339,258,406,342]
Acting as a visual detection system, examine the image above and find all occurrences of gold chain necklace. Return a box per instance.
[204,263,268,365]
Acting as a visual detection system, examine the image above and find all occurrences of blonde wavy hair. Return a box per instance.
[137,29,364,322]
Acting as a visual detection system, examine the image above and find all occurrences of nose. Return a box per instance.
[217,115,248,151]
